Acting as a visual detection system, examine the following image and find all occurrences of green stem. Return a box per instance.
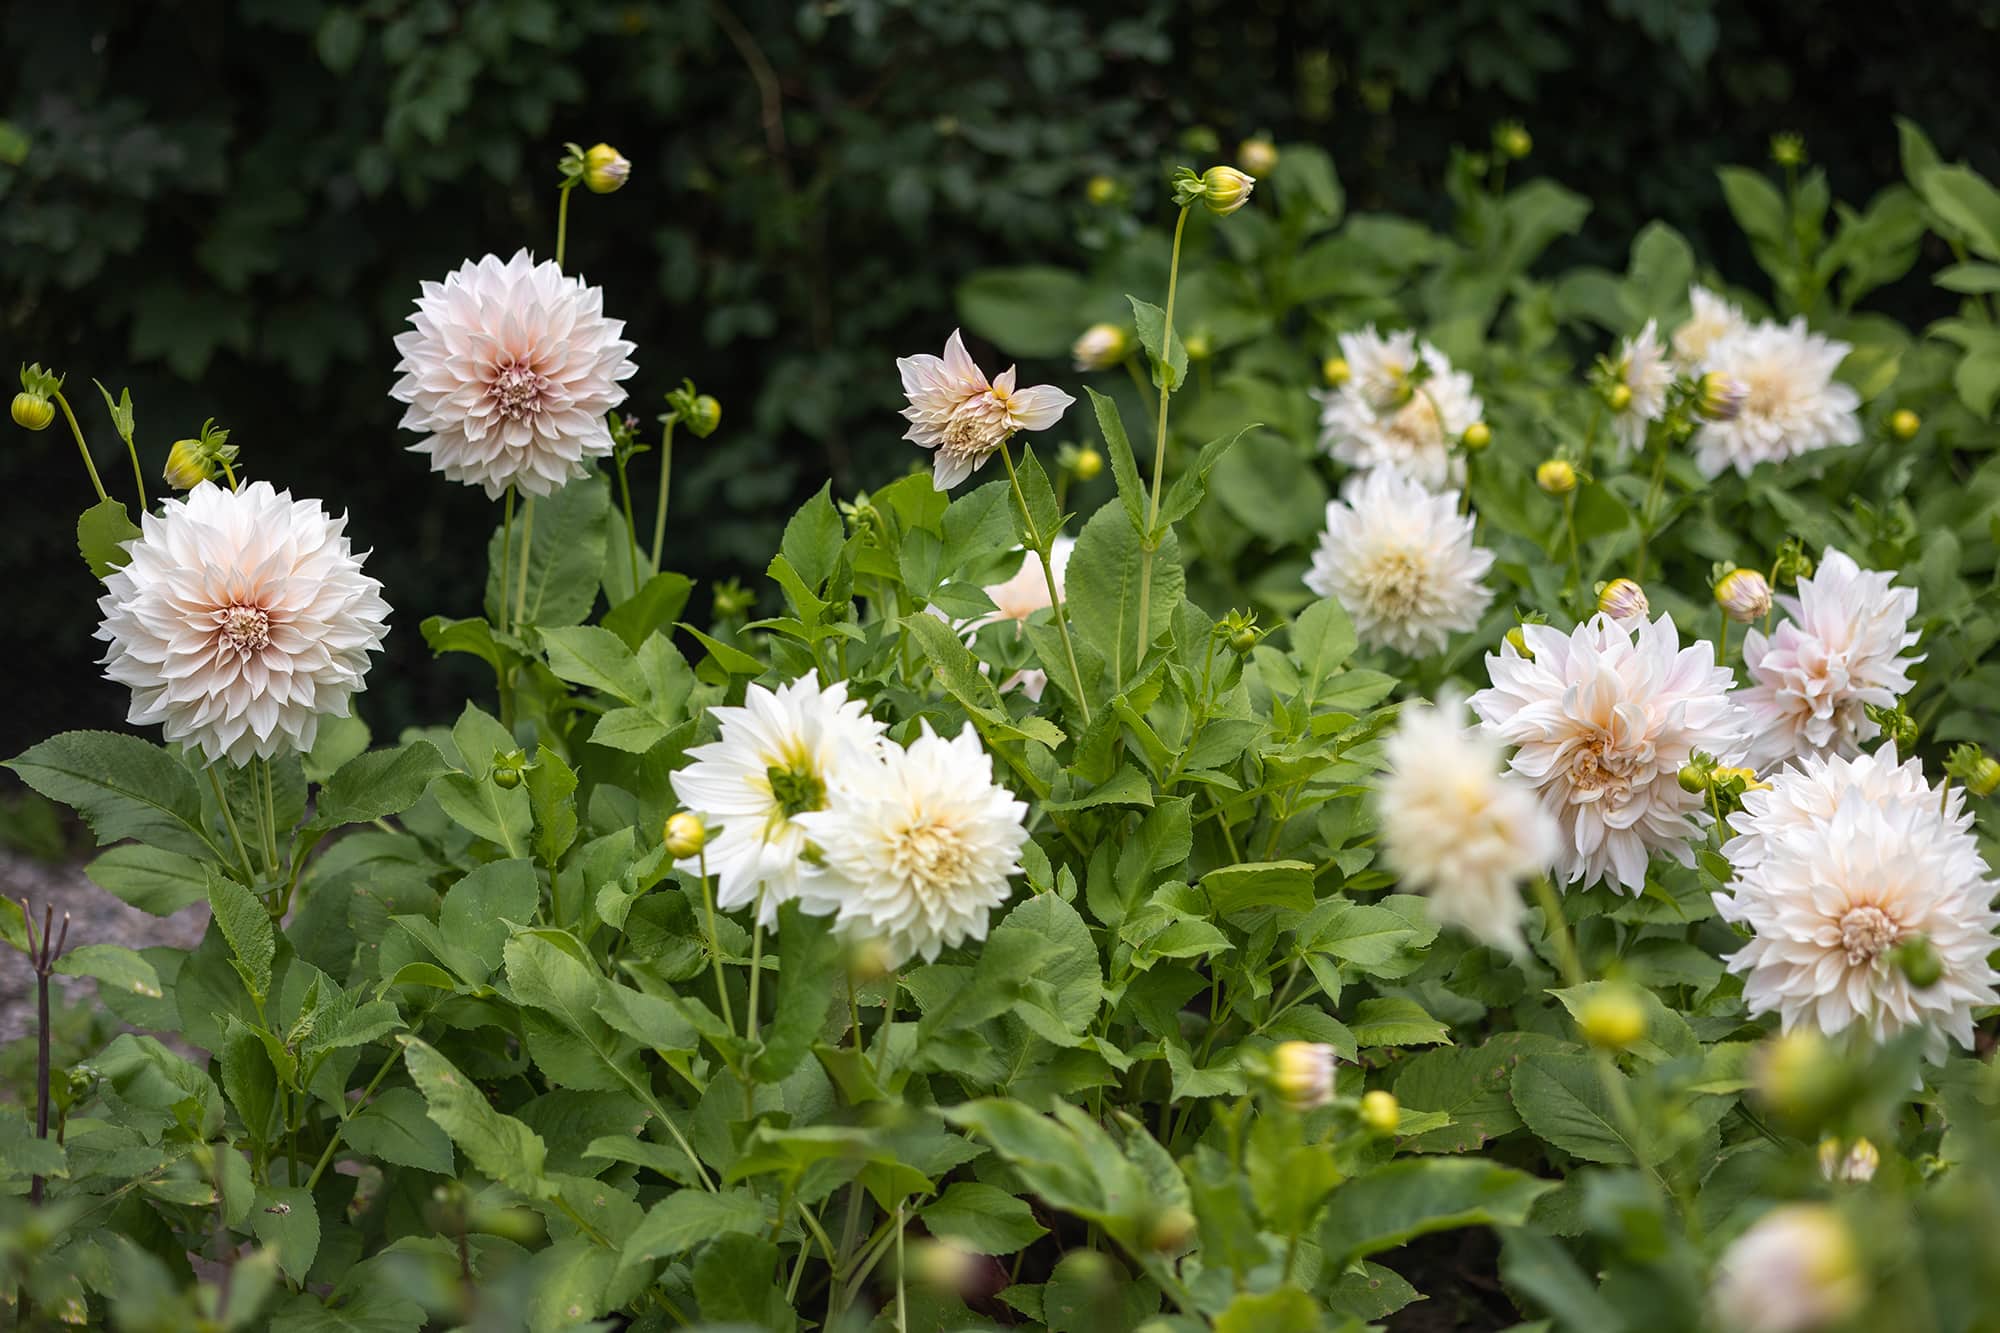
[1121,354,1158,418]
[1530,876,1585,987]
[513,495,536,631]
[53,392,109,504]
[304,1047,403,1191]
[746,890,766,1045]
[998,442,1090,724]
[650,416,678,570]
[554,181,577,271]
[498,486,516,635]
[698,851,735,1037]
[614,451,643,594]
[1562,490,1581,598]
[1637,440,1669,577]
[1717,606,1730,666]
[209,767,258,885]
[894,1202,907,1333]
[1134,205,1191,674]
[259,758,282,883]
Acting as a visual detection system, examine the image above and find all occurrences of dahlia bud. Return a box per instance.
[1597,578,1649,623]
[1752,1029,1846,1134]
[490,750,528,790]
[1969,756,2000,799]
[711,578,755,619]
[844,936,895,985]
[1358,1090,1400,1135]
[1695,372,1747,422]
[1145,1205,1197,1253]
[664,811,706,858]
[1237,137,1279,178]
[1085,175,1119,206]
[1889,408,1921,441]
[1070,447,1104,482]
[1460,421,1491,451]
[1714,568,1772,623]
[1183,331,1213,362]
[1505,625,1533,659]
[12,392,53,432]
[1679,765,1710,795]
[1220,608,1263,657]
[1198,165,1256,216]
[1071,323,1130,372]
[1535,458,1577,495]
[687,395,721,438]
[1818,1137,1880,1184]
[1893,934,1943,989]
[1866,702,1920,755]
[162,439,209,490]
[1269,1040,1337,1112]
[1492,121,1532,160]
[1322,356,1351,388]
[1604,381,1634,413]
[1577,985,1647,1051]
[1769,133,1807,169]
[581,143,631,194]
[910,1239,979,1294]
[1709,1204,1862,1333]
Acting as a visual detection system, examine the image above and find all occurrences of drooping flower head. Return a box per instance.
[1709,1205,1864,1333]
[1609,319,1672,455]
[1740,548,1921,773]
[1690,318,1860,478]
[391,249,638,498]
[795,721,1029,966]
[1715,747,1998,1058]
[1377,694,1558,954]
[1314,326,1482,490]
[897,330,1075,491]
[1672,284,1748,368]
[1471,614,1746,892]
[669,677,888,925]
[95,481,391,766]
[1304,468,1494,657]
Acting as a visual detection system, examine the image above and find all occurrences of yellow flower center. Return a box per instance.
[890,814,971,901]
[1357,547,1430,617]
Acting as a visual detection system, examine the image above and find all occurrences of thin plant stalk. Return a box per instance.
[22,901,69,1207]
[998,441,1090,723]
[209,767,258,885]
[53,392,109,504]
[554,181,577,271]
[498,485,516,635]
[614,449,643,594]
[698,850,735,1036]
[1134,204,1191,673]
[513,495,536,631]
[650,415,678,570]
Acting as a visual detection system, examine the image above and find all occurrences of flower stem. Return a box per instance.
[1530,875,1586,988]
[1562,490,1581,598]
[1135,204,1192,674]
[746,893,766,1045]
[698,850,735,1037]
[614,449,643,594]
[1717,606,1731,666]
[1637,438,1669,576]
[304,1047,403,1191]
[513,495,536,630]
[554,181,577,271]
[894,1203,908,1333]
[53,391,109,504]
[650,415,678,570]
[259,758,282,878]
[498,486,516,635]
[998,441,1090,723]
[209,767,258,885]
[1122,354,1158,417]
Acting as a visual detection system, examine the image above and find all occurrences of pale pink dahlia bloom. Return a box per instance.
[1740,548,1921,773]
[1304,468,1494,657]
[391,249,637,498]
[1716,747,1999,1058]
[1690,318,1860,478]
[95,481,391,766]
[1314,325,1482,490]
[1671,284,1747,368]
[1471,614,1745,893]
[1609,319,1672,455]
[897,330,1075,490]
[970,538,1073,701]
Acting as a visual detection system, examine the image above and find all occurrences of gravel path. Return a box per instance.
[0,849,209,1045]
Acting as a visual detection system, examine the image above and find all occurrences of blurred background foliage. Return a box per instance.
[4,0,1998,760]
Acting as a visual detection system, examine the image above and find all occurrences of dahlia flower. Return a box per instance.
[669,677,887,926]
[968,538,1073,701]
[391,249,637,499]
[95,481,390,767]
[1739,548,1921,773]
[1710,1205,1863,1333]
[794,721,1029,966]
[1609,319,1672,455]
[1690,318,1860,478]
[897,330,1075,491]
[1269,1041,1338,1112]
[1715,747,1998,1056]
[1304,468,1494,656]
[1377,695,1557,954]
[1672,284,1747,368]
[1314,326,1481,489]
[1471,614,1745,892]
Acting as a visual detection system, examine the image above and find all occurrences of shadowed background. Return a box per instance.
[4,0,1997,768]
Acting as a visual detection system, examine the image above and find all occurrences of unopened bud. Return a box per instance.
[1893,935,1943,989]
[910,1239,979,1293]
[1198,165,1256,216]
[11,392,52,432]
[1358,1089,1400,1135]
[1505,626,1532,658]
[1535,459,1576,495]
[1269,1040,1337,1112]
[1085,175,1119,206]
[1072,323,1130,372]
[490,749,528,791]
[1753,1028,1845,1135]
[1889,409,1921,441]
[1714,568,1772,624]
[1493,122,1532,160]
[1679,764,1711,795]
[1322,356,1351,388]
[1183,331,1212,362]
[163,438,213,490]
[1770,133,1807,169]
[1969,756,2000,799]
[685,395,721,438]
[1597,578,1649,623]
[1604,381,1634,413]
[1818,1137,1880,1183]
[1460,421,1491,451]
[845,935,895,985]
[582,143,631,194]
[1577,985,1647,1051]
[665,811,706,859]
[1237,137,1279,178]
[1071,447,1103,482]
[1696,372,1747,422]
[1146,1205,1197,1253]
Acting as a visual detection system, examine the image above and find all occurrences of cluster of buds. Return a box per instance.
[1170,164,1257,217]
[664,811,706,858]
[560,141,632,194]
[1056,442,1103,482]
[13,363,61,432]
[1713,566,1773,623]
[1946,744,2000,799]
[163,419,240,491]
[1678,751,1768,815]
[1771,535,1814,586]
[1596,577,1649,623]
[1237,137,1280,178]
[1071,323,1130,372]
[1218,608,1266,657]
[1863,701,1919,755]
[838,492,886,547]
[664,379,722,438]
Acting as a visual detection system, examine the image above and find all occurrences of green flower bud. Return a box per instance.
[1535,458,1576,495]
[1714,568,1772,623]
[1322,355,1351,387]
[1198,165,1256,216]
[1889,409,1921,441]
[1237,137,1279,178]
[1604,381,1634,413]
[1358,1089,1400,1135]
[582,142,631,194]
[1493,121,1532,160]
[1146,1205,1198,1253]
[1969,756,2000,799]
[1577,985,1647,1051]
[1183,330,1212,361]
[1894,935,1943,989]
[163,438,213,490]
[1269,1040,1337,1111]
[686,395,721,438]
[1770,133,1807,168]
[1695,371,1747,422]
[12,392,52,431]
[1597,577,1649,622]
[1071,446,1103,482]
[664,811,706,858]
[1085,174,1119,206]
[1071,323,1130,372]
[1460,421,1491,451]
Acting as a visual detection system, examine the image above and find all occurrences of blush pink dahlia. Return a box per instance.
[391,249,638,498]
[95,481,391,766]
[897,330,1075,490]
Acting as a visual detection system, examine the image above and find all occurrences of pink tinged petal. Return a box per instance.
[1005,384,1077,432]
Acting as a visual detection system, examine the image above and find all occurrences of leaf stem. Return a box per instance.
[53,391,109,504]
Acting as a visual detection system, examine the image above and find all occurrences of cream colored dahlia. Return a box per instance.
[1740,548,1921,773]
[1377,695,1558,954]
[1610,319,1672,455]
[1305,468,1494,657]
[95,481,390,767]
[969,538,1073,701]
[1672,284,1747,367]
[794,721,1029,966]
[1471,614,1745,892]
[898,330,1075,491]
[669,677,888,926]
[1314,326,1481,489]
[1716,747,1998,1056]
[1710,1205,1864,1333]
[391,249,637,499]
[1690,318,1860,478]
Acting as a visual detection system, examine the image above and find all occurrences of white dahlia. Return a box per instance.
[795,721,1029,967]
[1609,319,1672,455]
[897,330,1075,491]
[1471,614,1745,892]
[1305,468,1494,657]
[391,249,638,499]
[1672,284,1748,368]
[95,481,390,767]
[1377,695,1558,954]
[1740,548,1921,773]
[1690,318,1860,478]
[1710,1205,1864,1333]
[1716,747,1998,1057]
[1314,326,1481,489]
[669,677,888,926]
[969,538,1073,701]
